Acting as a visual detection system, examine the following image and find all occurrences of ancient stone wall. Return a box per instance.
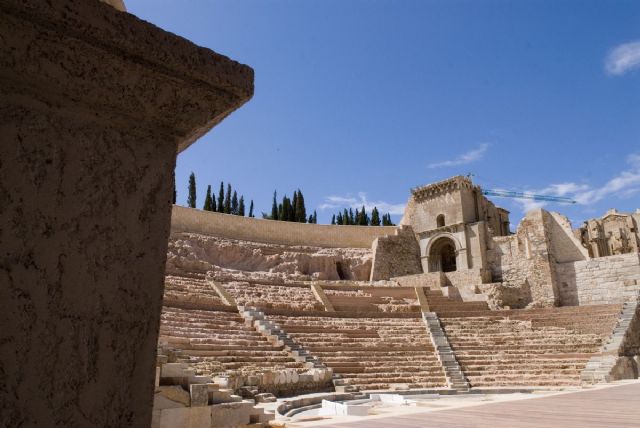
[0,1,253,426]
[477,281,532,309]
[546,212,589,263]
[370,226,422,280]
[172,205,395,249]
[555,253,640,305]
[167,232,373,281]
[487,210,559,306]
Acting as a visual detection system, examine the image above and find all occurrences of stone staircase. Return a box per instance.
[154,343,275,427]
[238,305,336,393]
[238,305,326,370]
[159,305,306,378]
[422,312,469,391]
[581,296,639,384]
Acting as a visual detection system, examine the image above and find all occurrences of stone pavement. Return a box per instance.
[315,381,640,428]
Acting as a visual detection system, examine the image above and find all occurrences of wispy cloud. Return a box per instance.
[318,192,405,215]
[512,152,640,212]
[428,143,489,169]
[605,40,640,75]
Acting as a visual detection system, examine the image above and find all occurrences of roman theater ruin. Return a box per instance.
[154,176,640,426]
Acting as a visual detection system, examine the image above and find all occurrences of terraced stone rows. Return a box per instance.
[163,273,225,308]
[269,314,447,390]
[322,286,421,313]
[160,306,306,377]
[440,307,620,387]
[222,281,322,311]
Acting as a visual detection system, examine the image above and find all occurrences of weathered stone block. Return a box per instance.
[189,384,209,407]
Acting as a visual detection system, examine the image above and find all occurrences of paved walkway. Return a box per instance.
[316,382,640,428]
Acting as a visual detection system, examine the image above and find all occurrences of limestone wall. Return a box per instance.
[546,212,589,263]
[556,253,640,305]
[370,226,422,280]
[171,205,396,249]
[487,210,559,306]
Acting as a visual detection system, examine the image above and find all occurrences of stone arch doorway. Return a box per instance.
[429,237,457,272]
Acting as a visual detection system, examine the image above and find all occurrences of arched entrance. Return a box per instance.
[428,237,457,272]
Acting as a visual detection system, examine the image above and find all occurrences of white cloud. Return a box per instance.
[318,192,405,215]
[511,152,640,212]
[428,143,489,169]
[605,40,640,75]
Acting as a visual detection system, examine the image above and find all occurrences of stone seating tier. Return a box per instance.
[269,315,447,391]
[440,304,622,387]
[159,306,306,377]
[222,281,323,311]
[323,286,420,313]
[163,274,226,309]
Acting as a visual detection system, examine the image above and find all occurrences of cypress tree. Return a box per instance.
[355,208,360,225]
[249,200,254,218]
[288,197,295,221]
[282,196,293,222]
[312,210,317,224]
[349,208,355,225]
[231,190,239,215]
[292,191,299,221]
[224,183,231,214]
[238,195,245,216]
[308,214,313,223]
[336,212,342,225]
[359,205,368,225]
[172,177,177,204]
[203,185,213,211]
[278,203,283,221]
[271,191,278,220]
[217,182,225,213]
[331,214,336,225]
[296,190,307,222]
[370,207,381,226]
[342,209,349,225]
[187,172,196,208]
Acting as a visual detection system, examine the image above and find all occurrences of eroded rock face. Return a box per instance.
[166,232,372,281]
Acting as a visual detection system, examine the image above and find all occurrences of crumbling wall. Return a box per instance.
[546,212,589,263]
[167,232,373,281]
[487,210,559,306]
[556,253,640,305]
[370,226,422,280]
[478,281,532,309]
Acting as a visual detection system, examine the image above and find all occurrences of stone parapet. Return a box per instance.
[171,205,396,249]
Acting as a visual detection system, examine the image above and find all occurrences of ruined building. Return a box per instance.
[578,209,640,258]
[155,175,640,426]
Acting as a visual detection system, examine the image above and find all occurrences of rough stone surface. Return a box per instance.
[167,232,373,281]
[370,226,422,280]
[0,1,252,426]
[478,281,532,309]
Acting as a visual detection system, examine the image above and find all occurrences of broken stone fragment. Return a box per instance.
[157,386,190,407]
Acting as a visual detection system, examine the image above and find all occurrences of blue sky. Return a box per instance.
[127,0,639,227]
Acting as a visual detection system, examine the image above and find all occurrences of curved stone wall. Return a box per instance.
[171,205,396,248]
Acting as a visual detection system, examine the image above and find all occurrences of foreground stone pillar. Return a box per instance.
[0,1,253,426]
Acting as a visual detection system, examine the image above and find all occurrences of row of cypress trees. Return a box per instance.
[264,190,317,224]
[330,206,395,226]
[179,173,393,225]
[186,172,254,217]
